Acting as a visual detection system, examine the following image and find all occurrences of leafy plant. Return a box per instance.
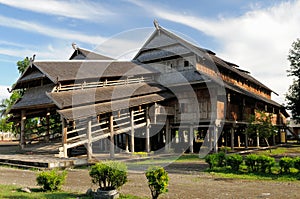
[279,157,294,173]
[205,152,226,169]
[89,161,127,191]
[245,154,259,172]
[226,154,243,171]
[257,155,275,173]
[36,169,67,191]
[293,157,300,171]
[145,166,169,199]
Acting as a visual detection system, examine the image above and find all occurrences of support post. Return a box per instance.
[237,135,241,148]
[61,115,68,158]
[231,127,234,150]
[165,117,171,152]
[245,133,248,149]
[130,110,135,153]
[45,112,50,142]
[87,120,92,160]
[208,128,212,151]
[109,115,115,159]
[145,107,150,153]
[189,125,194,153]
[125,134,129,152]
[213,126,218,153]
[20,110,26,149]
[256,131,260,147]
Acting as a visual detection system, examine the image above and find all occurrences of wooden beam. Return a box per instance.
[145,107,150,153]
[61,115,68,158]
[165,117,171,152]
[231,127,234,150]
[109,115,115,159]
[87,120,92,160]
[20,110,26,149]
[213,125,218,153]
[130,110,135,153]
[189,125,194,153]
[45,112,50,143]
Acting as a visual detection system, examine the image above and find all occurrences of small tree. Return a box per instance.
[36,169,67,191]
[89,161,127,191]
[145,166,169,199]
[286,39,300,123]
[245,110,277,149]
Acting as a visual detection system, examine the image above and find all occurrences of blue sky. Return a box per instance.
[0,0,299,105]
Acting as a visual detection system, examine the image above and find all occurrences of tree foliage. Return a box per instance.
[245,110,277,147]
[286,38,300,123]
[17,57,30,74]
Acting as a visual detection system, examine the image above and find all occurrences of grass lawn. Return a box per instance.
[0,184,146,199]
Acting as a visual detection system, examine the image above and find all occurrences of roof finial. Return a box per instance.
[153,19,160,30]
[29,54,36,67]
[72,42,78,50]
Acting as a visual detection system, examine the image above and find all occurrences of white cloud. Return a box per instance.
[0,85,10,102]
[130,0,300,104]
[0,0,114,22]
[0,15,107,45]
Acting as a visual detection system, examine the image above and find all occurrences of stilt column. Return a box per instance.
[109,115,115,159]
[20,110,26,149]
[145,107,150,153]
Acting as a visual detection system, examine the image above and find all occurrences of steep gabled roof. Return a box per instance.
[134,23,274,94]
[69,47,114,60]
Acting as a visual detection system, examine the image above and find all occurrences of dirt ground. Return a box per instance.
[1,163,300,199]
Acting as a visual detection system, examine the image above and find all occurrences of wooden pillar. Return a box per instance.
[165,117,171,152]
[207,128,212,151]
[20,110,26,149]
[45,112,50,142]
[230,127,234,150]
[189,125,194,153]
[214,126,218,153]
[145,107,150,153]
[87,120,92,160]
[61,115,68,158]
[237,135,241,148]
[125,134,129,152]
[273,134,276,146]
[256,131,260,147]
[245,133,249,149]
[130,110,135,153]
[109,115,115,159]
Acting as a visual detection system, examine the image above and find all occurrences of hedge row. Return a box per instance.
[205,152,300,174]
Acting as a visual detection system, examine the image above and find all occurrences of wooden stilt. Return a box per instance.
[61,115,68,158]
[214,126,218,153]
[245,133,249,149]
[165,117,171,152]
[109,115,115,159]
[189,125,194,153]
[231,127,234,150]
[87,120,92,160]
[130,110,135,153]
[45,112,50,142]
[20,110,26,149]
[145,107,150,153]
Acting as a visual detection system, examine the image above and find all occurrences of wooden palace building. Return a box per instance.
[9,22,288,158]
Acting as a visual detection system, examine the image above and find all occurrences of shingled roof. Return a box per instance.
[48,83,166,109]
[13,60,159,89]
[69,47,114,60]
[134,24,274,94]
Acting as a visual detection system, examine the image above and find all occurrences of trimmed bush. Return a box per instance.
[226,154,243,171]
[257,155,275,173]
[245,154,259,172]
[205,152,226,169]
[36,169,67,191]
[279,157,294,173]
[293,157,300,172]
[89,161,127,191]
[145,166,169,199]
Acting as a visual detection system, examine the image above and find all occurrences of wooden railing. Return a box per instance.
[53,76,153,92]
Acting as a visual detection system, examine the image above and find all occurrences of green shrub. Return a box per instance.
[216,152,226,167]
[89,161,127,191]
[36,169,67,191]
[145,166,169,199]
[205,154,218,169]
[293,157,300,172]
[226,154,243,171]
[245,154,259,172]
[257,155,275,173]
[205,152,226,169]
[279,157,294,173]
